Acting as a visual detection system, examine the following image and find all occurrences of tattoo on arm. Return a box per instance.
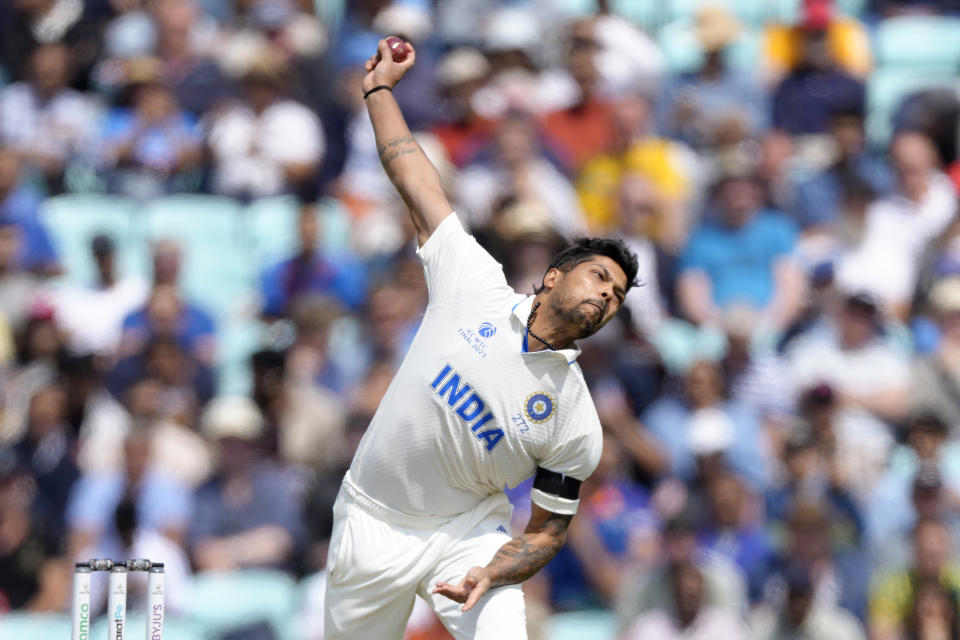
[376,135,418,167]
[485,512,572,588]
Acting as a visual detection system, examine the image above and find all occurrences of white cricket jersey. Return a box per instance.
[348,213,603,518]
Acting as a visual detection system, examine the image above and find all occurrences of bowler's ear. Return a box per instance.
[541,267,561,291]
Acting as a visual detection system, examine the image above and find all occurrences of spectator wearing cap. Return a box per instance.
[51,234,148,356]
[0,43,96,193]
[870,518,960,640]
[770,1,866,136]
[0,148,61,277]
[538,19,617,175]
[791,107,892,231]
[431,48,496,168]
[621,560,748,640]
[911,278,960,426]
[188,396,305,572]
[677,165,802,331]
[642,360,771,490]
[764,0,872,80]
[748,564,866,640]
[99,57,203,199]
[655,5,769,151]
[838,131,957,319]
[207,44,324,200]
[786,291,909,497]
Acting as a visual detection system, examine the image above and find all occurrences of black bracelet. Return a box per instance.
[363,84,392,100]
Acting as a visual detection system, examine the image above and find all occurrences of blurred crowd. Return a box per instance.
[3,0,960,638]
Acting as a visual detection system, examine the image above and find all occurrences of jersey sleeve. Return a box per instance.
[531,396,603,515]
[416,212,513,305]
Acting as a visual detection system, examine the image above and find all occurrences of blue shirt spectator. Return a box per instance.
[260,205,366,317]
[0,149,59,274]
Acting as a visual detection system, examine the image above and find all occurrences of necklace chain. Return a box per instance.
[526,302,558,351]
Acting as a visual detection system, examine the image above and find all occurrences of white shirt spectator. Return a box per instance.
[0,82,96,166]
[52,276,148,355]
[837,173,957,306]
[623,608,747,640]
[207,99,324,198]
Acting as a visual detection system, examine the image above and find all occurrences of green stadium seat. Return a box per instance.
[607,0,662,31]
[0,613,71,640]
[874,15,960,71]
[186,569,298,639]
[867,68,957,146]
[548,610,620,640]
[216,317,264,395]
[657,19,762,74]
[40,194,139,285]
[246,195,301,265]
[145,195,252,317]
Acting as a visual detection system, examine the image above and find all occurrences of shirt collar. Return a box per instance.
[510,295,582,365]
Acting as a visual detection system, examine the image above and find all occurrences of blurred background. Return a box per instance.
[1,0,960,638]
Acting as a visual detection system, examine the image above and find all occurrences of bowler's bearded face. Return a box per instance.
[546,257,628,339]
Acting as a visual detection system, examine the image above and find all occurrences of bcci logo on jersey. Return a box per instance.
[525,392,556,424]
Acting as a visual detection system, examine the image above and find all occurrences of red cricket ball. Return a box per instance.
[386,36,408,63]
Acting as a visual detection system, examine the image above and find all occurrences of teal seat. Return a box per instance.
[216,317,264,395]
[246,195,301,265]
[608,0,662,31]
[867,69,957,145]
[548,610,620,640]
[0,613,71,640]
[874,15,960,71]
[658,19,762,73]
[145,195,251,317]
[40,194,138,285]
[186,569,298,639]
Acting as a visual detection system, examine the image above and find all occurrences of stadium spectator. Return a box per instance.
[206,45,324,200]
[248,345,346,470]
[678,165,802,331]
[643,360,771,490]
[0,462,71,612]
[0,148,61,276]
[786,291,909,495]
[67,427,191,554]
[616,510,748,625]
[545,435,659,610]
[655,5,769,150]
[870,517,960,640]
[0,43,96,193]
[837,131,957,317]
[577,94,693,238]
[697,472,774,602]
[12,382,79,546]
[621,560,748,639]
[430,48,495,169]
[100,57,203,199]
[791,107,893,231]
[259,203,367,318]
[748,564,866,640]
[0,219,42,334]
[538,18,616,175]
[458,109,587,237]
[0,0,105,91]
[189,396,304,572]
[771,15,866,136]
[52,234,148,356]
[119,238,216,364]
[912,278,960,424]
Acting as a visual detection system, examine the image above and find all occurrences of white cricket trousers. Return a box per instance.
[323,474,527,640]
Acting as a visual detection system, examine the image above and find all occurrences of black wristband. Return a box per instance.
[363,84,392,100]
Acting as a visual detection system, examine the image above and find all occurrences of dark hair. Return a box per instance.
[533,237,640,294]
